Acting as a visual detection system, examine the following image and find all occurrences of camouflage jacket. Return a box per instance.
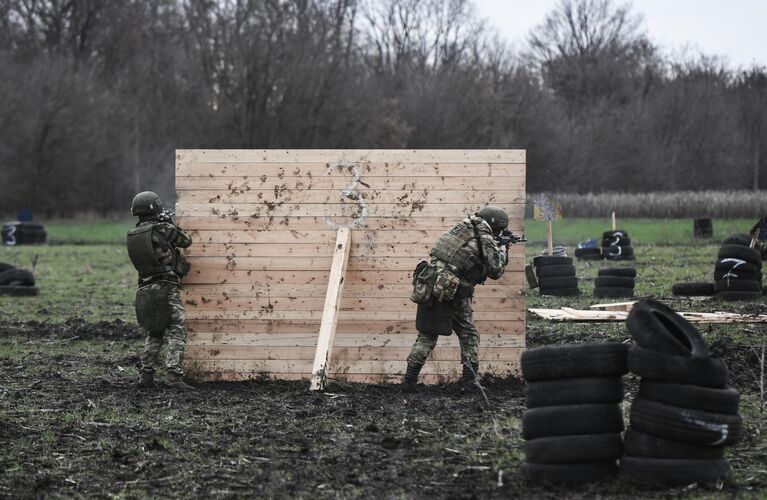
[132,220,192,287]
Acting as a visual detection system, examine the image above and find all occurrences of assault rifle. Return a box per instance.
[496,229,526,249]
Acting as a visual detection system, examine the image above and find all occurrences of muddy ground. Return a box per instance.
[2,319,765,499]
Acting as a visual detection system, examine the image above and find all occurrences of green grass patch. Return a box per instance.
[0,245,134,322]
[45,221,133,244]
[524,218,756,246]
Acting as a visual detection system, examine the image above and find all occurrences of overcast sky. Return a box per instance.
[474,0,766,69]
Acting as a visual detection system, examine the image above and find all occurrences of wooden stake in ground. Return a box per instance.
[611,211,616,231]
[310,227,351,391]
[547,221,554,256]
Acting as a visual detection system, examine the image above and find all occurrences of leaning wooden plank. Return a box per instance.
[310,227,352,391]
[589,301,638,312]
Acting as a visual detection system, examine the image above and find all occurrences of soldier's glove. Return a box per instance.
[157,208,176,224]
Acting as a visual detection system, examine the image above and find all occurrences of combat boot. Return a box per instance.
[138,371,155,388]
[401,363,422,392]
[461,362,481,394]
[167,373,195,391]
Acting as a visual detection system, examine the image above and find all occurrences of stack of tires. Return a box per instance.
[0,263,39,296]
[622,299,740,485]
[602,230,634,261]
[1,222,47,246]
[714,243,762,301]
[520,343,629,483]
[532,255,579,297]
[594,267,636,299]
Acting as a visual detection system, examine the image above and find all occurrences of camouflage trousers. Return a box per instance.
[407,296,479,367]
[138,282,187,376]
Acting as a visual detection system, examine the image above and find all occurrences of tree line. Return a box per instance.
[0,0,765,217]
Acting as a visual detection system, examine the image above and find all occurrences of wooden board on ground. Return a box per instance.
[177,149,526,384]
[530,307,767,324]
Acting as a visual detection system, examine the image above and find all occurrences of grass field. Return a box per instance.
[1,219,766,498]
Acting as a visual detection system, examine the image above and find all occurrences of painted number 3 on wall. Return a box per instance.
[324,162,368,229]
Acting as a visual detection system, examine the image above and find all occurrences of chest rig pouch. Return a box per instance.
[429,222,484,291]
[127,225,172,278]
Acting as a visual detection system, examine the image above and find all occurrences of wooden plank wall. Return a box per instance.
[175,150,526,384]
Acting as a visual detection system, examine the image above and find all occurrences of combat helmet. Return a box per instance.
[131,191,164,216]
[475,205,509,233]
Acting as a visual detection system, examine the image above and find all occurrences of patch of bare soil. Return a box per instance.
[0,320,762,498]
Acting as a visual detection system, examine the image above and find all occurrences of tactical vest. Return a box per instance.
[127,225,173,278]
[429,221,485,284]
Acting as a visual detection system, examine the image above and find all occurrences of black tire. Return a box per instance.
[714,278,762,292]
[623,429,725,460]
[603,230,629,239]
[714,269,762,281]
[525,263,538,289]
[594,287,635,298]
[539,287,580,297]
[627,345,728,388]
[537,276,578,289]
[601,237,632,247]
[575,247,602,259]
[626,298,710,358]
[533,255,573,267]
[0,269,35,287]
[522,342,629,381]
[722,233,751,246]
[639,380,740,414]
[630,398,741,446]
[595,276,635,288]
[716,291,762,301]
[536,265,576,278]
[620,456,730,485]
[715,259,760,273]
[0,262,15,272]
[522,403,624,440]
[672,282,715,297]
[0,285,39,296]
[718,245,762,265]
[522,461,619,483]
[525,433,623,463]
[598,267,637,278]
[525,377,624,408]
[603,246,634,259]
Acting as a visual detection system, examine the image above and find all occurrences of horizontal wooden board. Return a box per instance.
[186,372,521,384]
[178,216,524,233]
[184,358,521,376]
[177,189,525,205]
[186,331,526,346]
[181,295,523,313]
[187,320,524,336]
[177,149,525,164]
[185,345,522,362]
[183,269,523,285]
[177,162,525,178]
[186,310,524,321]
[176,202,525,219]
[176,175,524,191]
[182,283,519,299]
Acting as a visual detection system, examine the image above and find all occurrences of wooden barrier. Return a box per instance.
[177,150,526,384]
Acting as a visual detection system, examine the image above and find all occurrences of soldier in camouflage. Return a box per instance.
[404,206,511,393]
[127,191,194,390]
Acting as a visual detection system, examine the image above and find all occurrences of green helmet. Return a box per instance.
[131,191,164,216]
[476,205,509,232]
